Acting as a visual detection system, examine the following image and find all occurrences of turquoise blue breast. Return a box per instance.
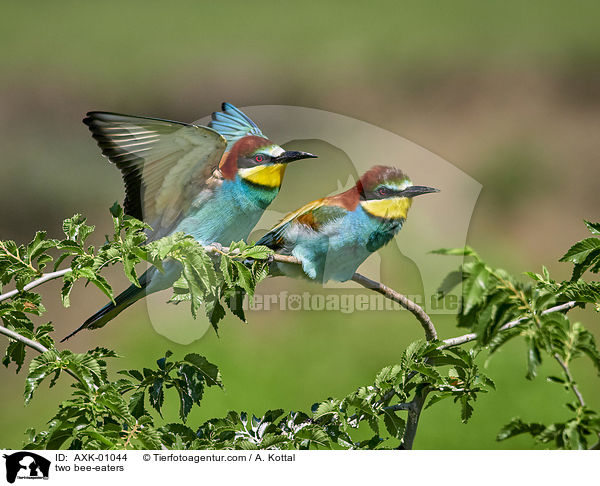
[286,206,403,282]
[175,176,279,245]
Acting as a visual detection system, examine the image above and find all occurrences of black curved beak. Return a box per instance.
[273,151,317,164]
[399,186,440,198]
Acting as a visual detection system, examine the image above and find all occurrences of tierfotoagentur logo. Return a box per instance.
[3,452,51,483]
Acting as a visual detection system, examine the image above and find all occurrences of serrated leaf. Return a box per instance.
[462,262,491,314]
[526,338,542,380]
[560,238,600,264]
[183,354,222,387]
[584,220,600,235]
[25,350,60,403]
[382,410,405,439]
[240,245,273,260]
[460,396,473,423]
[129,390,146,419]
[149,378,164,415]
[497,418,545,441]
[232,261,254,296]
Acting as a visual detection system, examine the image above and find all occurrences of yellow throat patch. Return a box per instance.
[239,164,287,188]
[360,197,412,220]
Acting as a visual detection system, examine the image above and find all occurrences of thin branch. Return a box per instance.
[439,300,577,349]
[0,268,71,303]
[0,324,80,381]
[553,353,585,408]
[350,273,438,341]
[0,324,50,354]
[382,402,413,412]
[208,246,441,342]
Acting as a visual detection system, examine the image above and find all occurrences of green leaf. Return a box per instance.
[584,220,600,235]
[240,245,273,260]
[559,238,600,264]
[109,202,123,219]
[219,256,233,287]
[3,340,26,372]
[129,390,146,419]
[60,274,75,307]
[25,350,61,404]
[460,396,474,423]
[223,286,246,322]
[497,418,545,441]
[436,270,463,298]
[232,261,254,297]
[410,363,442,383]
[183,354,223,387]
[312,399,341,421]
[89,274,114,304]
[431,246,478,257]
[425,393,452,410]
[382,410,405,439]
[205,299,226,330]
[149,378,165,415]
[462,261,491,314]
[526,337,542,380]
[122,254,141,287]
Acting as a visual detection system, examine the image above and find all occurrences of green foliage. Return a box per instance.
[20,343,495,450]
[146,235,271,332]
[434,220,600,449]
[1,213,599,449]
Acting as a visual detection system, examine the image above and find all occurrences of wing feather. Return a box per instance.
[209,102,265,149]
[258,200,348,251]
[84,112,227,239]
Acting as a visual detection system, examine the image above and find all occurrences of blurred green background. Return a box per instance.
[1,0,599,449]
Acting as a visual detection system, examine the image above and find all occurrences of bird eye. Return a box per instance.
[254,154,264,163]
[377,187,387,196]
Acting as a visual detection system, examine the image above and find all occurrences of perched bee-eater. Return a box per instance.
[63,103,316,340]
[257,165,439,283]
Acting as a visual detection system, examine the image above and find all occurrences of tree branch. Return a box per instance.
[350,273,438,341]
[439,300,577,349]
[382,402,413,412]
[4,240,585,451]
[0,324,80,381]
[399,387,430,450]
[0,268,71,303]
[0,324,50,354]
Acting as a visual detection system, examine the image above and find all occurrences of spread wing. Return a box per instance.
[258,199,349,251]
[209,102,265,150]
[84,112,227,240]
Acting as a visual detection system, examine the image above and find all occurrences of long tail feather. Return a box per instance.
[61,278,147,342]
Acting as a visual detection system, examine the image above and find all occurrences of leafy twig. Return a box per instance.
[553,352,585,407]
[0,324,79,381]
[0,240,39,274]
[439,301,577,349]
[0,324,49,354]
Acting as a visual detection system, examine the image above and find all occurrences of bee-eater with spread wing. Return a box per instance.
[257,165,439,283]
[63,103,316,340]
